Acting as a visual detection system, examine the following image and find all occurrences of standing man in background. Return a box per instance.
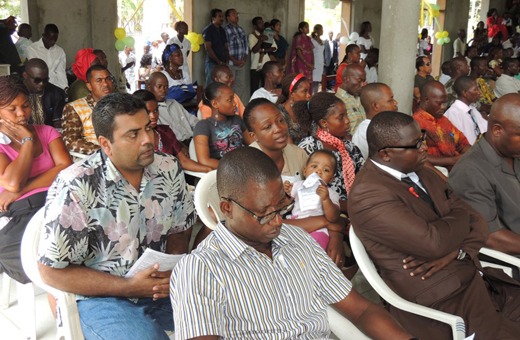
[203,8,229,86]
[224,8,248,100]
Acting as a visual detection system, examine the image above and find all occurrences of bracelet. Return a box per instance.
[20,137,34,145]
[457,249,467,260]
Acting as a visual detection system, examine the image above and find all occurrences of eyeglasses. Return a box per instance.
[425,62,431,66]
[378,130,427,152]
[221,196,295,225]
[26,74,49,84]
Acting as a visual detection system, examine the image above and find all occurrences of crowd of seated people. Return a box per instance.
[2,8,520,340]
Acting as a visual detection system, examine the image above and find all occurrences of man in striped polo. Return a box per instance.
[171,147,415,340]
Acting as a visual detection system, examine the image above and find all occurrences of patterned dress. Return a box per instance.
[289,34,314,82]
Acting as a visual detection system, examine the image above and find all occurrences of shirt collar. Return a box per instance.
[452,99,470,111]
[371,159,419,182]
[336,87,357,99]
[215,221,291,261]
[415,107,437,122]
[100,149,157,191]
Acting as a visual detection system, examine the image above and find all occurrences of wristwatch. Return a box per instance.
[457,249,467,260]
[20,137,34,145]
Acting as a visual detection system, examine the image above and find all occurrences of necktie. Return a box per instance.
[467,109,481,138]
[401,176,435,210]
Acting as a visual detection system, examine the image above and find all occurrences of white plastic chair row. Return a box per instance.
[1,272,36,340]
[182,139,206,179]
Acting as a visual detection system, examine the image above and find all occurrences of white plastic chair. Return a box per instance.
[479,247,520,278]
[69,151,87,163]
[193,170,222,230]
[21,208,84,340]
[349,226,467,340]
[182,139,206,179]
[1,272,36,340]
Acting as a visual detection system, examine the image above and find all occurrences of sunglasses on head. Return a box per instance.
[27,73,49,84]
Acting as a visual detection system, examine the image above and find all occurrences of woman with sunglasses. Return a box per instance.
[0,76,72,283]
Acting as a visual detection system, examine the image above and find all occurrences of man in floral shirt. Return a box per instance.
[38,93,196,339]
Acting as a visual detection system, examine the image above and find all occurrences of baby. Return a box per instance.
[284,149,340,249]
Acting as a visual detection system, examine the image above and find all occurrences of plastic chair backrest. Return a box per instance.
[189,139,198,161]
[193,170,223,230]
[349,226,466,340]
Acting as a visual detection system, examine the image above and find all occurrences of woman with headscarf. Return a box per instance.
[68,48,100,102]
[161,43,196,103]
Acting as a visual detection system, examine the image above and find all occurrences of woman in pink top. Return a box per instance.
[0,76,72,283]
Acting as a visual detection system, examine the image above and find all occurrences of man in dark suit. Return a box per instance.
[348,111,520,339]
[324,31,339,77]
[23,58,66,128]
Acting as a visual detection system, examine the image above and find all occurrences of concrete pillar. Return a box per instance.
[379,0,421,114]
[442,0,470,62]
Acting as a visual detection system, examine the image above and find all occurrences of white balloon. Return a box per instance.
[339,36,349,45]
[349,32,360,42]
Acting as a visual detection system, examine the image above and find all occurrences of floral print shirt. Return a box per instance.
[38,150,196,299]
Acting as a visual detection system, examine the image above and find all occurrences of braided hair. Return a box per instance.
[292,92,343,134]
[0,76,29,108]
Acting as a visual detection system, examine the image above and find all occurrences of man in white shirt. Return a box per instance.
[249,61,282,103]
[452,29,466,58]
[364,48,379,84]
[119,47,136,93]
[26,24,68,91]
[249,17,277,95]
[438,61,451,85]
[444,76,487,145]
[14,23,32,61]
[353,83,398,158]
[494,58,520,98]
[147,72,198,144]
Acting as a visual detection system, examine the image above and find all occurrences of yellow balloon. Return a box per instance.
[187,32,197,42]
[432,9,440,17]
[435,32,442,39]
[192,43,200,52]
[114,27,126,40]
[197,34,204,45]
[442,31,449,38]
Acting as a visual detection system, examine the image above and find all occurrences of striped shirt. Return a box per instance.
[171,222,352,340]
[335,87,366,134]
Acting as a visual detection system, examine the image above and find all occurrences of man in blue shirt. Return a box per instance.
[202,8,229,86]
[223,8,248,100]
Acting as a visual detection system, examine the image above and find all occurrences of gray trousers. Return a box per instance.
[230,64,246,100]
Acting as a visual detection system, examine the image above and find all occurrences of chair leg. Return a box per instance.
[2,273,12,309]
[17,282,36,340]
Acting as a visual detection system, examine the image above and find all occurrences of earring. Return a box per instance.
[326,126,330,133]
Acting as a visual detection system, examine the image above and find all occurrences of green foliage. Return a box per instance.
[118,0,144,33]
[0,0,21,19]
[305,0,342,36]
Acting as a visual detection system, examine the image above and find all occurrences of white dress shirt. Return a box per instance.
[352,118,370,159]
[157,99,199,141]
[15,37,32,60]
[167,35,191,83]
[371,159,426,192]
[26,38,68,90]
[494,74,520,98]
[444,99,487,145]
[438,74,451,85]
[249,87,278,103]
[365,66,378,84]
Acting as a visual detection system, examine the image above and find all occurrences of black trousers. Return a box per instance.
[0,191,47,283]
[250,70,264,96]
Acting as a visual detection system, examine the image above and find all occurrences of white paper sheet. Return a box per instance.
[298,172,323,212]
[125,248,186,278]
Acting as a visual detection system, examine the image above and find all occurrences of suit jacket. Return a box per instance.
[41,82,66,125]
[324,39,332,67]
[348,159,520,340]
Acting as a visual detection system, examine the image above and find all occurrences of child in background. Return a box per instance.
[284,149,341,249]
[257,22,278,69]
[193,82,253,169]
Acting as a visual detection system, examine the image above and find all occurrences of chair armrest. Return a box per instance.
[480,247,520,269]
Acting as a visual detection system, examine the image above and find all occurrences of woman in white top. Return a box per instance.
[357,21,375,60]
[311,24,325,95]
[167,21,191,83]
[161,43,191,87]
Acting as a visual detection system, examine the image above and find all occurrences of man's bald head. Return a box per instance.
[420,81,447,118]
[147,72,169,102]
[487,94,520,159]
[360,83,398,119]
[23,58,49,94]
[450,56,470,79]
[342,64,366,96]
[25,58,48,73]
[148,72,167,86]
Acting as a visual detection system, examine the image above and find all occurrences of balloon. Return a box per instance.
[349,32,359,42]
[432,9,440,17]
[436,38,444,45]
[435,32,442,39]
[322,1,329,8]
[442,31,449,38]
[114,28,126,40]
[192,44,200,52]
[187,32,197,43]
[444,37,451,44]
[430,3,440,10]
[115,39,125,51]
[197,34,204,45]
[339,36,349,45]
[123,36,135,48]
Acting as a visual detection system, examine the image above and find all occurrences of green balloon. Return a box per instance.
[437,38,444,45]
[123,36,135,48]
[444,37,451,44]
[115,39,125,51]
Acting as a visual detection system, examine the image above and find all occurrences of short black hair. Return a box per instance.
[453,76,477,97]
[92,93,147,143]
[243,98,277,131]
[503,57,519,71]
[270,19,280,27]
[225,8,235,18]
[360,82,389,111]
[86,65,109,83]
[470,56,487,70]
[133,89,157,103]
[44,24,59,34]
[262,61,280,78]
[217,147,281,201]
[202,82,229,108]
[416,56,428,71]
[252,16,263,27]
[293,92,343,134]
[367,111,416,157]
[307,149,337,173]
[140,54,152,68]
[210,8,222,19]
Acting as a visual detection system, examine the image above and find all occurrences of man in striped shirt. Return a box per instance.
[171,147,415,340]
